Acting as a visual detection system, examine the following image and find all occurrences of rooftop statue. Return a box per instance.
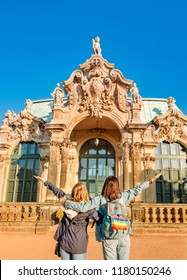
[51,83,64,104]
[92,36,102,56]
[25,99,33,111]
[1,110,16,127]
[130,82,142,103]
[167,96,176,110]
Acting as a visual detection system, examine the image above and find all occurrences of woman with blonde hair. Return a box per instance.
[34,176,99,260]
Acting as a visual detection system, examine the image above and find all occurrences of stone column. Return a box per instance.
[45,141,61,201]
[130,142,143,201]
[0,155,11,201]
[119,141,130,191]
[60,140,78,193]
[38,143,50,202]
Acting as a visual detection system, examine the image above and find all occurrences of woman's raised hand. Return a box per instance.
[34,175,45,183]
[149,172,162,184]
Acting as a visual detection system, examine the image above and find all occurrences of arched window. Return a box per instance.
[155,142,187,203]
[79,139,115,197]
[6,142,40,202]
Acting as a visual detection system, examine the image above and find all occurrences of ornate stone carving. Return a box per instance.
[130,142,144,164]
[49,141,61,164]
[0,155,11,167]
[1,110,16,128]
[119,141,130,163]
[152,110,187,143]
[4,107,48,143]
[63,54,132,117]
[40,155,49,170]
[61,140,76,163]
[143,153,156,172]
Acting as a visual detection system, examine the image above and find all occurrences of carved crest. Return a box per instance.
[62,54,132,117]
[152,109,187,143]
[1,103,48,143]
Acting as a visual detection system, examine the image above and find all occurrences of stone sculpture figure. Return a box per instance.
[51,83,64,104]
[92,37,102,56]
[130,83,141,103]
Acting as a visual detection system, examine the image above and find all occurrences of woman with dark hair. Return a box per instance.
[64,173,162,260]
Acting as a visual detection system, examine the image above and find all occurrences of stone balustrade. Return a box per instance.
[0,202,187,233]
[0,202,61,232]
[131,203,187,234]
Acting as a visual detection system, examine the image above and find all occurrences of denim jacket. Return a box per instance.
[65,181,149,241]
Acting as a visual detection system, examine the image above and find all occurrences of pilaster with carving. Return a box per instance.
[129,142,144,201]
[0,151,11,201]
[119,141,130,191]
[38,143,50,202]
[60,140,78,192]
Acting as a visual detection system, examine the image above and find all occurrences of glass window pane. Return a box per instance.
[98,182,104,194]
[98,158,106,178]
[156,182,162,192]
[89,140,97,154]
[165,194,172,203]
[88,159,96,179]
[24,181,32,192]
[164,182,171,192]
[80,169,86,180]
[156,193,162,203]
[17,166,25,180]
[8,142,40,202]
[98,140,106,155]
[162,143,169,155]
[31,192,37,202]
[21,143,28,154]
[28,143,36,154]
[171,159,179,169]
[107,158,115,176]
[155,159,161,170]
[23,192,30,202]
[179,145,186,155]
[170,143,178,155]
[155,144,161,155]
[107,143,115,155]
[163,159,170,169]
[173,170,179,181]
[163,170,170,180]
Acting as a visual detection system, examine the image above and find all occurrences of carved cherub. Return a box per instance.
[92,37,102,56]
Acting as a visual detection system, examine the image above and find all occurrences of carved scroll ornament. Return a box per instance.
[62,55,132,117]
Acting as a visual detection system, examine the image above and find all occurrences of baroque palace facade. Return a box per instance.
[0,38,187,233]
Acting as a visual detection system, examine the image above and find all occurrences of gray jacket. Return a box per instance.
[44,181,99,254]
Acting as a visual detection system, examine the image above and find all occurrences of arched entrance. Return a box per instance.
[79,139,115,197]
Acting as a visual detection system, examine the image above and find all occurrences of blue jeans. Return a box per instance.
[59,247,86,260]
[102,234,130,260]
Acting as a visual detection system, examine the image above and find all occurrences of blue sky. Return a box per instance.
[0,0,187,123]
